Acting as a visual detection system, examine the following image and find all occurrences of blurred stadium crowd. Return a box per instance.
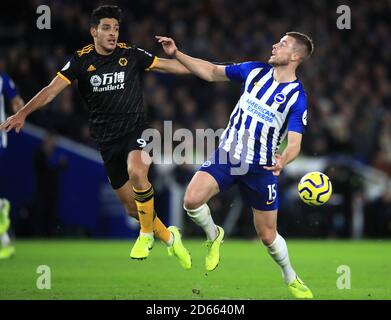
[0,0,390,238]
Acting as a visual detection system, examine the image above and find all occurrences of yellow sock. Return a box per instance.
[133,185,155,233]
[153,216,171,244]
[129,211,171,243]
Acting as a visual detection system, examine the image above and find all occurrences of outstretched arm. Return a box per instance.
[156,36,229,82]
[0,76,68,133]
[150,57,191,75]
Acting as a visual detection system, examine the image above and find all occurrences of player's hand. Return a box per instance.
[155,36,178,56]
[263,154,283,176]
[0,111,26,133]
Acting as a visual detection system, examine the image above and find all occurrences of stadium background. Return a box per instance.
[0,0,390,240]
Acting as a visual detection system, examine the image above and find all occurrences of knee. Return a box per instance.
[127,166,147,185]
[183,190,204,211]
[257,229,277,246]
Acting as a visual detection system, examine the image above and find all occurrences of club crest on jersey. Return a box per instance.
[274,93,286,104]
[119,58,128,67]
[90,75,102,87]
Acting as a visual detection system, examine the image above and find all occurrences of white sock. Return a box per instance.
[267,233,296,284]
[1,232,11,247]
[140,232,154,239]
[166,232,174,247]
[185,204,218,240]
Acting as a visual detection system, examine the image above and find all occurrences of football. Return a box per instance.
[298,171,333,206]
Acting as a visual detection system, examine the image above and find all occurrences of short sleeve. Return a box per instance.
[288,91,308,134]
[1,73,18,100]
[134,47,157,71]
[225,61,270,83]
[57,53,81,84]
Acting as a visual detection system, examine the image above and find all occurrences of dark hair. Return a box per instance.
[286,31,314,58]
[90,5,122,27]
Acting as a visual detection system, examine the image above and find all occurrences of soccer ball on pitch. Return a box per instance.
[298,171,333,206]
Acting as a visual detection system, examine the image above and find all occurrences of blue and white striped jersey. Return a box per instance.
[220,61,307,166]
[0,73,18,149]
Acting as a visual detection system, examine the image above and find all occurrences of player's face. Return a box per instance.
[92,18,119,53]
[268,36,296,66]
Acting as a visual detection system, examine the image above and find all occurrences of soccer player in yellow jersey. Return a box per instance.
[0,5,191,268]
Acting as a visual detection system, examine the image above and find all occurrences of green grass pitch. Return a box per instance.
[0,239,390,300]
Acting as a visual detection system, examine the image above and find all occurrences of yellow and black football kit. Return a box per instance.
[58,43,157,188]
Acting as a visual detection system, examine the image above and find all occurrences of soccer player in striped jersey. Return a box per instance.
[157,32,314,298]
[0,72,24,259]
